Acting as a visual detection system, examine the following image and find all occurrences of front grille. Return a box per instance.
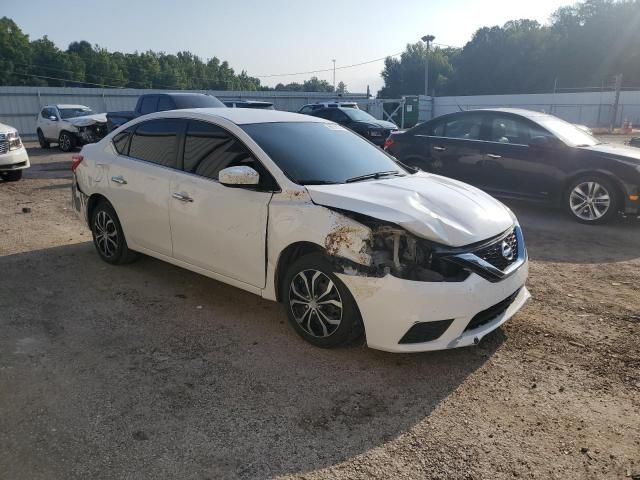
[465,289,521,332]
[0,141,8,154]
[475,229,518,271]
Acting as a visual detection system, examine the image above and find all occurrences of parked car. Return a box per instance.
[385,108,640,224]
[106,92,225,132]
[223,99,274,109]
[628,137,640,148]
[307,107,398,146]
[36,104,107,152]
[71,108,529,353]
[0,122,29,181]
[298,101,359,114]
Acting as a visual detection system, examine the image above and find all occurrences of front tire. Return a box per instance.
[283,253,363,348]
[90,201,138,264]
[564,175,620,224]
[58,131,75,152]
[0,170,23,182]
[37,129,50,149]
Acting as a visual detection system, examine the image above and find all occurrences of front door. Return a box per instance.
[169,120,273,288]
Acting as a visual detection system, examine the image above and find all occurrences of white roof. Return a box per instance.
[50,104,91,109]
[176,108,329,125]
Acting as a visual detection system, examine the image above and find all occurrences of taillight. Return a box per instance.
[383,137,394,150]
[70,155,84,172]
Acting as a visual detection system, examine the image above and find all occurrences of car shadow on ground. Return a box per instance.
[0,242,503,479]
[503,199,640,264]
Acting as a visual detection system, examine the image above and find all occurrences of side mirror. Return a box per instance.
[49,115,58,121]
[219,165,260,187]
[529,135,561,149]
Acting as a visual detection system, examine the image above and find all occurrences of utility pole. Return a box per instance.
[332,59,336,92]
[421,35,435,96]
[609,73,623,133]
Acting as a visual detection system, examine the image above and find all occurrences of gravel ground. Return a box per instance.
[1,142,639,479]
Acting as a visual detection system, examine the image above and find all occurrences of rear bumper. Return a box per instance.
[337,260,529,353]
[0,147,30,171]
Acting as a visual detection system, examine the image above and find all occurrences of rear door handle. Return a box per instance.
[487,154,502,159]
[172,192,194,203]
[111,175,127,184]
[433,146,446,152]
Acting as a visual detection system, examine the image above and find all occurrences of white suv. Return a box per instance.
[72,108,529,353]
[36,104,107,152]
[0,122,29,182]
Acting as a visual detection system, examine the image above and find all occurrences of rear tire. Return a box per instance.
[283,253,364,348]
[37,129,50,149]
[0,170,23,182]
[564,175,620,225]
[58,131,75,152]
[90,200,138,265]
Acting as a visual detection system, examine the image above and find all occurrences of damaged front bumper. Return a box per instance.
[337,260,529,353]
[73,123,107,145]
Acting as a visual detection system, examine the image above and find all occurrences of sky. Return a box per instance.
[5,0,570,93]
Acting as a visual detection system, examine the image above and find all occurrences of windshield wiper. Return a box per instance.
[345,170,404,183]
[297,179,341,185]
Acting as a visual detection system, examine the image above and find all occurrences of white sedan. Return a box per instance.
[71,108,529,353]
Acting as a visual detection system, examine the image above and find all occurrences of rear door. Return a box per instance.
[412,112,492,185]
[169,120,274,287]
[108,118,181,256]
[480,113,559,200]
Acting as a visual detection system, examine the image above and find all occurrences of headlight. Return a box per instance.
[6,131,22,151]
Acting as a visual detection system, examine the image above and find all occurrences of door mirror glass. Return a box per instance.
[219,166,260,186]
[49,115,58,121]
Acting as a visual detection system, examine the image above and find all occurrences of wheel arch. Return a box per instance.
[562,169,626,207]
[87,193,112,226]
[274,241,324,302]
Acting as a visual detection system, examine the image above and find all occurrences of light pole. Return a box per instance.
[332,59,336,92]
[421,35,435,96]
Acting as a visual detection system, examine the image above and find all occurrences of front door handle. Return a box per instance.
[433,146,446,152]
[111,175,127,185]
[487,154,502,159]
[172,192,194,203]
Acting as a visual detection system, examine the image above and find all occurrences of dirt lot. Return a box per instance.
[1,142,639,480]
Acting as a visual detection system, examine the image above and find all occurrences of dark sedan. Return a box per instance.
[385,108,640,224]
[308,107,398,146]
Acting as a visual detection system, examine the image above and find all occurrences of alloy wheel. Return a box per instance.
[60,134,71,151]
[569,181,611,221]
[94,210,118,258]
[289,269,343,337]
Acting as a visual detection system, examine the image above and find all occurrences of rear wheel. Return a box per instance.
[90,201,138,264]
[58,131,75,152]
[0,170,23,182]
[37,129,50,149]
[283,253,363,348]
[565,175,620,224]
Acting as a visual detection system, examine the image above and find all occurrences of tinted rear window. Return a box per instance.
[241,122,405,185]
[172,95,225,109]
[129,119,181,168]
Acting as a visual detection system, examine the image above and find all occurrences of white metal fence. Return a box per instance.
[0,86,370,138]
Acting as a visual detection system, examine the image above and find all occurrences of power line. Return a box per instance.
[11,71,128,89]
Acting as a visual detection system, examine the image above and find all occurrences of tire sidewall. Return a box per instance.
[283,253,363,348]
[90,202,127,264]
[564,175,619,225]
[37,129,49,148]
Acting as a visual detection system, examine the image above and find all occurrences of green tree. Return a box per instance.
[0,17,31,85]
[336,81,348,93]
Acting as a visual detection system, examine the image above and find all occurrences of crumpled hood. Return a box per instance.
[580,142,640,163]
[306,172,514,247]
[0,122,17,134]
[67,113,107,127]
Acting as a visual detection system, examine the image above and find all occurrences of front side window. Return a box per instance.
[490,115,554,145]
[183,120,275,189]
[241,122,406,185]
[128,119,180,168]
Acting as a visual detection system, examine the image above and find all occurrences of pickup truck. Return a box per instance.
[106,92,225,132]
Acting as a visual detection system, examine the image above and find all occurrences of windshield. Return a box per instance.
[535,116,599,147]
[59,108,94,119]
[241,122,406,184]
[343,109,378,123]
